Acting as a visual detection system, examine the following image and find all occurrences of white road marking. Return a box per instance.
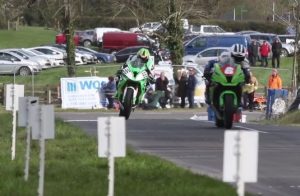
[235,125,269,134]
[64,120,97,122]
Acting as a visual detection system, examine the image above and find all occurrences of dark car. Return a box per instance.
[115,46,166,63]
[76,46,116,63]
[115,46,150,63]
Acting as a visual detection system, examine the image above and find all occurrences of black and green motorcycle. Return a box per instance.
[208,61,245,129]
[116,55,154,120]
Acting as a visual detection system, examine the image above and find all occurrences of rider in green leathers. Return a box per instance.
[204,44,251,104]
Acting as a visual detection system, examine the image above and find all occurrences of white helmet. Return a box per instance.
[230,44,247,58]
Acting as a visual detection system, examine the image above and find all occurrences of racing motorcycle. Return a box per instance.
[208,62,245,129]
[116,56,153,120]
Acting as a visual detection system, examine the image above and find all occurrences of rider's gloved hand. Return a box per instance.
[148,74,156,84]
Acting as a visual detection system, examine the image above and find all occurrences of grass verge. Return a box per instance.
[0,26,57,49]
[0,111,238,196]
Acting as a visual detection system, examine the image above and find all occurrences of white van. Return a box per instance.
[93,27,121,45]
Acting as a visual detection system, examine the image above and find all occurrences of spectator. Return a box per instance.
[177,69,188,108]
[248,40,259,66]
[268,69,282,89]
[260,40,270,67]
[187,68,197,108]
[155,71,171,108]
[103,76,116,109]
[243,72,258,112]
[271,38,282,68]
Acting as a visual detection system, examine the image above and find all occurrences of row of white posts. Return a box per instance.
[6,83,126,196]
[6,82,258,196]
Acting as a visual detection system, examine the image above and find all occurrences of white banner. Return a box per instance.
[60,77,108,109]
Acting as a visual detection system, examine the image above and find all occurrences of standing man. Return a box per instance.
[103,76,116,109]
[271,38,282,68]
[249,40,259,66]
[260,40,270,67]
[187,68,197,108]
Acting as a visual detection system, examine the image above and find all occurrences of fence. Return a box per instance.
[0,83,61,107]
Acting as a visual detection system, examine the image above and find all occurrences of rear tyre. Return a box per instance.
[19,66,31,76]
[119,88,134,120]
[224,95,234,129]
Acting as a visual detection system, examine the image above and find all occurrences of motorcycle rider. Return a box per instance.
[115,48,156,101]
[203,43,251,104]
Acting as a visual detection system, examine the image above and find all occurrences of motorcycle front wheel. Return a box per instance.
[224,94,234,129]
[119,88,134,120]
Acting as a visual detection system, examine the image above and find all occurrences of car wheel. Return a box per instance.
[281,49,289,57]
[98,58,104,64]
[19,66,31,76]
[83,40,91,47]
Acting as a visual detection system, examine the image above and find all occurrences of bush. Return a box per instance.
[75,16,139,30]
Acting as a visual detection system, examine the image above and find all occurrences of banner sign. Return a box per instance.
[61,77,108,109]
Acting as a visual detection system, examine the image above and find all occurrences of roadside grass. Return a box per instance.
[0,111,239,196]
[0,26,57,49]
[273,110,300,125]
[250,57,293,92]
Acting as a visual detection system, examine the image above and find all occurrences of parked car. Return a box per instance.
[102,31,153,53]
[129,22,161,33]
[55,32,80,46]
[184,34,251,55]
[50,44,96,65]
[30,46,66,66]
[2,48,52,69]
[0,52,40,76]
[25,48,64,67]
[182,47,231,68]
[114,46,165,63]
[76,46,116,63]
[78,29,95,47]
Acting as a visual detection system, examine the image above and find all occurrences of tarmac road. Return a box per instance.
[57,110,300,196]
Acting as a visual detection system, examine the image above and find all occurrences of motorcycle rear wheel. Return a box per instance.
[119,88,134,120]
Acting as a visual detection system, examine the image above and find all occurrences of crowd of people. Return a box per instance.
[248,38,282,68]
[100,43,285,112]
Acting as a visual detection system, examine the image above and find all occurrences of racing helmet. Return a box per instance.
[230,44,247,62]
[137,48,150,63]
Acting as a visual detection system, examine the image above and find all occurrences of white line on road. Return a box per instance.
[235,125,269,134]
[64,120,97,122]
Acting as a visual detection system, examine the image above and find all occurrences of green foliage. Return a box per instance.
[75,16,139,30]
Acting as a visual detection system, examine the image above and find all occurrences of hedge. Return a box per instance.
[189,19,287,34]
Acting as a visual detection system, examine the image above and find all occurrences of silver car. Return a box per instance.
[2,49,52,69]
[183,47,230,69]
[0,52,39,76]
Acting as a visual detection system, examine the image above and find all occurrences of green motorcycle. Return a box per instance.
[208,61,245,129]
[116,55,153,120]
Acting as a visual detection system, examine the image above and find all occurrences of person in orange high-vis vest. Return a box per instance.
[268,69,282,89]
